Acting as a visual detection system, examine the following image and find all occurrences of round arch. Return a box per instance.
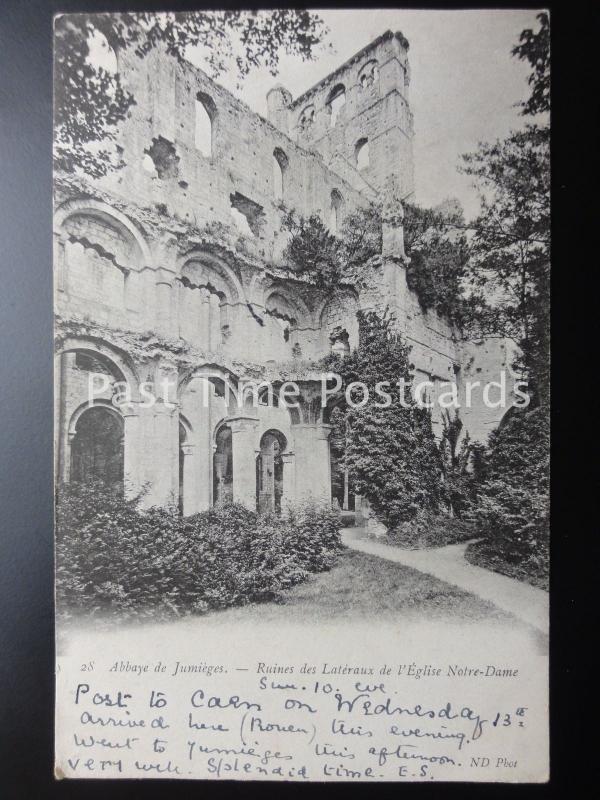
[178,250,243,303]
[54,199,152,269]
[55,336,141,401]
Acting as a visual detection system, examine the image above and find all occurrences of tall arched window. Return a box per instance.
[272,147,288,201]
[330,189,344,234]
[355,137,369,170]
[195,92,216,157]
[327,84,346,127]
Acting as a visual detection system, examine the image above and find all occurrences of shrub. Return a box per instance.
[465,406,549,588]
[55,482,343,620]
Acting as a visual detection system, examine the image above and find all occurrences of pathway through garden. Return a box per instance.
[341,527,549,635]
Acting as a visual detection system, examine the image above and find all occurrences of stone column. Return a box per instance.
[122,403,142,500]
[195,397,213,513]
[292,424,332,504]
[181,442,195,516]
[280,451,296,510]
[155,279,173,337]
[209,292,221,351]
[200,288,211,350]
[54,232,68,294]
[228,415,259,509]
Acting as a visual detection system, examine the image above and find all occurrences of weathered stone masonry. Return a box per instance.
[54,30,512,514]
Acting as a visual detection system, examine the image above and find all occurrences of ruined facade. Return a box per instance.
[54,30,513,515]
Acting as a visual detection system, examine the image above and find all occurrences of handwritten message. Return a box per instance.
[56,654,544,782]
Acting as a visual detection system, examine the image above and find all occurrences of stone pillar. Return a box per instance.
[181,442,196,516]
[281,451,296,510]
[209,293,221,351]
[195,398,213,513]
[200,288,211,350]
[155,279,173,337]
[130,399,179,509]
[228,415,259,509]
[122,403,142,500]
[55,351,73,483]
[292,424,332,504]
[54,232,68,294]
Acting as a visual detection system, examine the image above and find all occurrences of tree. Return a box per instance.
[322,310,443,530]
[54,11,328,177]
[282,204,382,290]
[403,199,469,321]
[459,12,550,406]
[512,11,550,117]
[461,14,550,587]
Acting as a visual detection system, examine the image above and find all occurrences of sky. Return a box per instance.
[187,9,543,221]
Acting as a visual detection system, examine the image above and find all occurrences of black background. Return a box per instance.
[0,0,593,797]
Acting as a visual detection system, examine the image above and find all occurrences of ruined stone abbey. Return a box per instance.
[54,30,512,515]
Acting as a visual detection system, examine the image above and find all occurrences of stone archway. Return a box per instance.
[256,429,287,514]
[70,405,124,488]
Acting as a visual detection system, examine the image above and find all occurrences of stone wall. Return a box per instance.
[54,29,513,516]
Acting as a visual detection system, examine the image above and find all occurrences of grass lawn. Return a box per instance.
[207,548,515,626]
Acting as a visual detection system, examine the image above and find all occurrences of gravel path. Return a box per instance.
[341,528,549,634]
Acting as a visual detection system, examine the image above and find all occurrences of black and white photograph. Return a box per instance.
[50,8,550,782]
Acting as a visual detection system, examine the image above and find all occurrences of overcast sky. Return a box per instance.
[190,9,541,221]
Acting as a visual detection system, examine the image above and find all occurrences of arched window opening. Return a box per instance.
[355,137,369,170]
[327,84,346,128]
[330,189,344,234]
[299,105,315,131]
[86,28,118,74]
[70,406,124,488]
[359,60,379,89]
[213,425,233,505]
[195,93,216,157]
[256,430,287,514]
[272,147,289,201]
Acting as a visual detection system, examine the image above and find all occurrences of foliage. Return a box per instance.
[459,11,550,406]
[54,11,327,177]
[282,205,382,290]
[466,406,549,589]
[438,410,478,518]
[321,310,443,531]
[403,199,469,321]
[512,11,550,117]
[55,482,343,620]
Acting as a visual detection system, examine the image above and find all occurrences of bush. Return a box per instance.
[465,406,549,588]
[55,482,343,620]
[383,511,476,550]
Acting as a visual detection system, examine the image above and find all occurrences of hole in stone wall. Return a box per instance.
[230,192,265,237]
[144,136,180,179]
